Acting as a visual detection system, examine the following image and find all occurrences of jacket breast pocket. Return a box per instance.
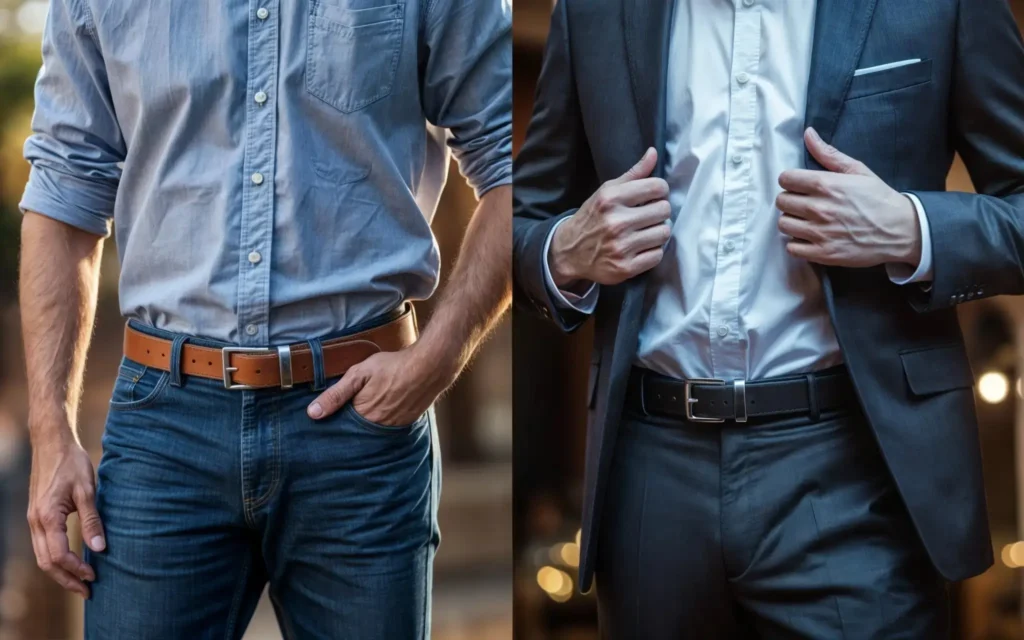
[847,59,932,101]
[305,0,405,113]
[899,343,975,397]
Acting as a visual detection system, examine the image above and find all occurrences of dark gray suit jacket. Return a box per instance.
[514,0,1024,592]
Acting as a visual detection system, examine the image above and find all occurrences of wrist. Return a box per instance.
[898,193,923,266]
[549,220,582,288]
[408,334,463,388]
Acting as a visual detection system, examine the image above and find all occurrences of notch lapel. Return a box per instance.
[804,0,879,168]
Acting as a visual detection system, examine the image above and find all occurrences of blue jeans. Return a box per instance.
[84,314,441,639]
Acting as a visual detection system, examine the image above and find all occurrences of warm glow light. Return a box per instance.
[537,566,573,601]
[1017,378,1023,399]
[575,529,581,546]
[1002,542,1024,568]
[977,371,1009,404]
[557,540,581,565]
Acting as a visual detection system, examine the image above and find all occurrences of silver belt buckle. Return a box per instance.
[684,378,727,423]
[221,346,274,390]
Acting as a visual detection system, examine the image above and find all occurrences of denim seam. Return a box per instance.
[240,394,257,528]
[249,396,282,510]
[223,551,252,640]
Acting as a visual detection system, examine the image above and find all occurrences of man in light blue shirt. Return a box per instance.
[19,0,510,636]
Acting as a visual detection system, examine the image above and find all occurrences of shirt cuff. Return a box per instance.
[542,217,599,314]
[886,193,933,286]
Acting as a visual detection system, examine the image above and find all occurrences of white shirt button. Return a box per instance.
[248,251,262,264]
[256,7,269,19]
[736,72,750,85]
[254,91,268,105]
[742,0,755,7]
[251,172,264,185]
[246,324,259,336]
[731,153,743,165]
[724,240,736,252]
[717,325,730,338]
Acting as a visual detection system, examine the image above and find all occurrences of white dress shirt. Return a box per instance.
[543,0,932,382]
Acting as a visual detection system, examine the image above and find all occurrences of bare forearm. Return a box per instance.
[417,184,511,379]
[20,212,104,446]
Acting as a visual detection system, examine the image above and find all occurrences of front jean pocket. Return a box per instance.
[343,402,428,435]
[109,358,171,411]
[305,1,405,113]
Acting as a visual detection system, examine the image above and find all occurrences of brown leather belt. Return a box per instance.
[123,306,418,389]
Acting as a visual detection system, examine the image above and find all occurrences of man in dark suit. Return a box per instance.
[513,0,1024,636]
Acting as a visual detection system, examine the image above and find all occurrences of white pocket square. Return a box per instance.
[854,59,922,77]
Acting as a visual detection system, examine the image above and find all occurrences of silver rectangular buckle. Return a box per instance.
[221,346,274,390]
[684,378,727,423]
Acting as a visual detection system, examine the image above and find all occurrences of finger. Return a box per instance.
[606,147,657,186]
[775,191,815,218]
[607,178,670,208]
[74,486,105,556]
[308,365,368,419]
[42,512,92,582]
[608,199,672,231]
[804,127,872,176]
[786,240,830,264]
[622,221,672,254]
[777,214,817,242]
[625,246,665,277]
[778,169,828,195]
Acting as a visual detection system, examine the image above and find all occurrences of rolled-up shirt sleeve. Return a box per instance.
[19,0,125,237]
[420,0,512,198]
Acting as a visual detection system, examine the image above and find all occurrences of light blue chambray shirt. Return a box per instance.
[20,0,511,345]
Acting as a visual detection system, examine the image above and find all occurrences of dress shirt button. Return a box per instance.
[736,72,750,85]
[246,324,259,336]
[742,0,755,6]
[717,325,730,338]
[723,240,736,253]
[254,91,268,105]
[251,172,264,185]
[730,153,743,166]
[256,7,269,19]
[248,251,262,264]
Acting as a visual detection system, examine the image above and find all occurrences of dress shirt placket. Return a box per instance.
[236,0,280,346]
[706,3,761,379]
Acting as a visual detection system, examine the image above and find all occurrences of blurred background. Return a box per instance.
[0,2,512,638]
[513,1,1024,639]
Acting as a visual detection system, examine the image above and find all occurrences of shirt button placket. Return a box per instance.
[239,0,278,345]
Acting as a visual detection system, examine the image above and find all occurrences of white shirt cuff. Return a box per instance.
[886,193,933,286]
[543,217,599,314]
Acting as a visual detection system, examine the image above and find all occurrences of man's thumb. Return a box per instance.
[76,495,105,552]
[610,147,657,184]
[805,127,871,176]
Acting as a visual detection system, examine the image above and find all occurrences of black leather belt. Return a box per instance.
[625,365,855,423]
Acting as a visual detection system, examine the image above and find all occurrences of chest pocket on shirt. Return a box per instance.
[305,0,405,113]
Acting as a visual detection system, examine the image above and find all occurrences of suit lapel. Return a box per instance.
[804,0,879,167]
[623,0,674,172]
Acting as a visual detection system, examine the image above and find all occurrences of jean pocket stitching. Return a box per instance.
[344,402,425,435]
[109,370,171,411]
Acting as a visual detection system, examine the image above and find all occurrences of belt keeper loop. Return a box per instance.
[639,371,650,417]
[806,373,820,422]
[169,335,189,388]
[734,379,747,423]
[277,345,294,389]
[307,338,326,391]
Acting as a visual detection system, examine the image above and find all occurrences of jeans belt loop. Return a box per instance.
[169,334,189,388]
[307,337,327,391]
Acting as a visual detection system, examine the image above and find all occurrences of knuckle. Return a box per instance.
[37,558,51,572]
[593,191,613,212]
[39,511,61,529]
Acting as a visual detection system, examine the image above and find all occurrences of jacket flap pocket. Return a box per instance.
[847,59,932,101]
[900,344,974,396]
